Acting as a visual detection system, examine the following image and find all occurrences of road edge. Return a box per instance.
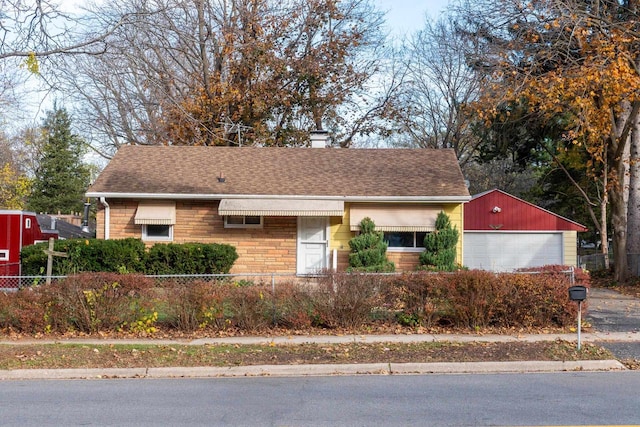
[0,360,626,380]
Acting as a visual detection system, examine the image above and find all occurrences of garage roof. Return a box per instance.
[464,189,587,231]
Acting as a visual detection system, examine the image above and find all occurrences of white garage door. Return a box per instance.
[463,232,563,272]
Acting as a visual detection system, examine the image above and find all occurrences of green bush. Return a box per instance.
[348,217,395,272]
[145,242,238,274]
[20,238,146,275]
[21,239,237,276]
[419,212,459,271]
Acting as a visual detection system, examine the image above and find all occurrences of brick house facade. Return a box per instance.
[88,140,470,274]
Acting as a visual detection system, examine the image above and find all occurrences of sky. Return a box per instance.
[58,1,452,35]
[377,0,451,35]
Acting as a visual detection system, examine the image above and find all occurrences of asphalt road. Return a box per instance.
[2,372,640,426]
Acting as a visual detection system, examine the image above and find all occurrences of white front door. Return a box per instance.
[297,217,329,275]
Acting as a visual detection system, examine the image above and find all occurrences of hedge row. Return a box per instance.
[0,268,586,334]
[20,238,238,276]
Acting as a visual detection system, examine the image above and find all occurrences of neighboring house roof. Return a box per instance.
[464,189,587,231]
[86,146,471,201]
[36,214,94,239]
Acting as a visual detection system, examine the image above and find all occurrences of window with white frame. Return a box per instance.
[384,231,428,250]
[224,215,263,228]
[135,201,176,242]
[142,224,173,241]
[0,250,8,260]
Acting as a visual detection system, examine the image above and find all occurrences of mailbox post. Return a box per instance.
[568,286,587,350]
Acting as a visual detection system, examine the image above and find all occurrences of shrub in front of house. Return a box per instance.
[0,269,581,334]
[419,211,460,271]
[157,279,229,331]
[20,239,238,276]
[347,217,395,272]
[145,242,238,275]
[20,238,147,275]
[311,272,385,328]
[0,288,48,333]
[383,272,449,328]
[223,284,276,330]
[155,279,316,332]
[388,269,580,329]
[270,282,319,329]
[40,272,156,333]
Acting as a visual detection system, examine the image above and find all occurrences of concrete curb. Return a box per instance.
[0,360,626,380]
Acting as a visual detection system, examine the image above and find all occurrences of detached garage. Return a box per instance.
[463,189,587,272]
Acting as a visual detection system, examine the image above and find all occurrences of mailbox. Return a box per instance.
[568,285,587,301]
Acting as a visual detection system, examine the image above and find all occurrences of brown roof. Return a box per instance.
[87,146,470,200]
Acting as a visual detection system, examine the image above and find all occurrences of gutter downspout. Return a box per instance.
[99,197,110,240]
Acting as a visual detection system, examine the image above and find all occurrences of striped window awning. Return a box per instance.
[218,199,344,217]
[349,204,442,232]
[134,202,176,225]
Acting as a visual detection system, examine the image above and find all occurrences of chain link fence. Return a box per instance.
[0,272,314,291]
[578,253,611,272]
[0,267,578,292]
[578,253,640,275]
[0,275,65,290]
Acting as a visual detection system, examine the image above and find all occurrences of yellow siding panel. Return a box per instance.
[443,203,464,265]
[333,202,466,270]
[563,230,578,266]
[330,204,352,251]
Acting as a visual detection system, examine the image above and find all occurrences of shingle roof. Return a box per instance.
[87,146,470,200]
[36,214,95,239]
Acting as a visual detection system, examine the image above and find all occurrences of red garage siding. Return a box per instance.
[1,211,58,277]
[464,189,587,232]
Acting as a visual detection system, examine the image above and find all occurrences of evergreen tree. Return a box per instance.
[348,217,395,272]
[27,106,90,214]
[420,211,459,271]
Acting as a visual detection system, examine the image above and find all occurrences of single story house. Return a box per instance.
[463,189,587,272]
[86,135,470,275]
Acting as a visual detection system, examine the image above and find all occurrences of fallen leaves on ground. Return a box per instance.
[0,340,617,370]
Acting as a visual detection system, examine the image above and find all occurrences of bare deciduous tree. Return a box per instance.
[388,16,481,167]
[57,0,392,153]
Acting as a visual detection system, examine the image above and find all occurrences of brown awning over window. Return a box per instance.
[218,199,344,217]
[134,201,176,225]
[350,204,442,232]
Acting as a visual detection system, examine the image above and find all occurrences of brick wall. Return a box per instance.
[97,199,425,274]
[98,199,296,274]
[334,249,421,272]
[387,251,421,272]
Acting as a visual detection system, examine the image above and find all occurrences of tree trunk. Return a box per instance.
[627,116,640,275]
[601,190,610,270]
[609,101,636,282]
[610,130,630,282]
[611,185,628,282]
